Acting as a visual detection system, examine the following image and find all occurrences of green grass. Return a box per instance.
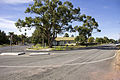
[28,44,50,50]
[28,43,103,51]
[0,44,9,48]
[52,45,86,51]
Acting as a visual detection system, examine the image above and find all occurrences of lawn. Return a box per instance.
[28,44,101,51]
[28,44,86,51]
[0,44,9,48]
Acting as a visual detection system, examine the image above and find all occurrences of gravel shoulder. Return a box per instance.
[114,50,120,71]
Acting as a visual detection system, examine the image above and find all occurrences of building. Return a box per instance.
[53,37,76,46]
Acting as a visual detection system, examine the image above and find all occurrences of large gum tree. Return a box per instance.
[15,0,81,48]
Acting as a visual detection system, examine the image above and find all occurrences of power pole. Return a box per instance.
[9,32,13,52]
[119,33,120,43]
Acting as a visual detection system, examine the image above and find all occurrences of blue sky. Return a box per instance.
[0,0,120,40]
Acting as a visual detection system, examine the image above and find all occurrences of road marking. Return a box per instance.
[0,50,118,68]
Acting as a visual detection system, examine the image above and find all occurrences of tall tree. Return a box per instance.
[8,32,22,45]
[0,30,9,44]
[109,39,115,43]
[103,36,109,43]
[74,14,100,39]
[75,35,87,44]
[88,37,94,43]
[64,33,69,37]
[95,37,104,44]
[32,27,48,45]
[15,0,81,48]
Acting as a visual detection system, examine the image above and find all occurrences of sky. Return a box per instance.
[0,0,120,40]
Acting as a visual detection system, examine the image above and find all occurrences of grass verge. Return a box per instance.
[51,46,86,51]
[27,44,102,51]
[0,44,9,48]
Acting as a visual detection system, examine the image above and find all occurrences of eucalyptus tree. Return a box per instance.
[75,35,87,44]
[74,14,101,43]
[88,37,94,43]
[95,37,104,44]
[103,36,109,43]
[0,30,9,44]
[15,0,81,48]
[64,33,69,37]
[32,26,48,45]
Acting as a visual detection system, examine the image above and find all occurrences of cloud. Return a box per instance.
[0,0,32,4]
[0,17,34,36]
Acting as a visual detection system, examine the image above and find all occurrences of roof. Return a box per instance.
[55,37,75,41]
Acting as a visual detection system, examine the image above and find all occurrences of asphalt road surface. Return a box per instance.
[0,45,27,53]
[0,44,119,80]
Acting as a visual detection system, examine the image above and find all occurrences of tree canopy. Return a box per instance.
[88,37,94,43]
[64,33,69,37]
[74,15,100,44]
[0,30,9,45]
[15,0,81,47]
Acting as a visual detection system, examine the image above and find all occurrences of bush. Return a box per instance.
[35,44,41,47]
[52,46,66,50]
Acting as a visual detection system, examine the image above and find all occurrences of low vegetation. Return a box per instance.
[28,43,102,51]
[0,44,9,48]
[52,46,86,51]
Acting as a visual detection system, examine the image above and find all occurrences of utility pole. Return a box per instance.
[119,33,120,43]
[9,32,13,52]
[42,35,44,47]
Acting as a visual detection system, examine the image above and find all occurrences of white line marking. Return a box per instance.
[0,50,118,68]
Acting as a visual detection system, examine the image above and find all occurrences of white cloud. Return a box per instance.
[0,17,34,36]
[0,0,32,4]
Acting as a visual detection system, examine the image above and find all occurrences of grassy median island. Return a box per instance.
[0,44,9,48]
[27,43,101,51]
[28,45,86,51]
[28,44,50,50]
[51,45,86,51]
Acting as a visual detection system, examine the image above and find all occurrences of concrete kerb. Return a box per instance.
[29,52,51,56]
[0,52,25,56]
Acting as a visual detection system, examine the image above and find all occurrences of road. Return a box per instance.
[0,45,27,53]
[0,45,119,80]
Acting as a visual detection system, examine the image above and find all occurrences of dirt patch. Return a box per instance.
[114,50,120,71]
[91,71,120,80]
[90,50,120,80]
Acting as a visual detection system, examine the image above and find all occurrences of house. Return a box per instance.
[53,37,76,46]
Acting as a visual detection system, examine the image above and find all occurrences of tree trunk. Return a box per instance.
[47,33,53,48]
[48,39,52,48]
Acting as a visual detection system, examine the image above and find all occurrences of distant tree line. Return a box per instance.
[0,30,31,45]
[75,36,116,45]
[0,30,9,45]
